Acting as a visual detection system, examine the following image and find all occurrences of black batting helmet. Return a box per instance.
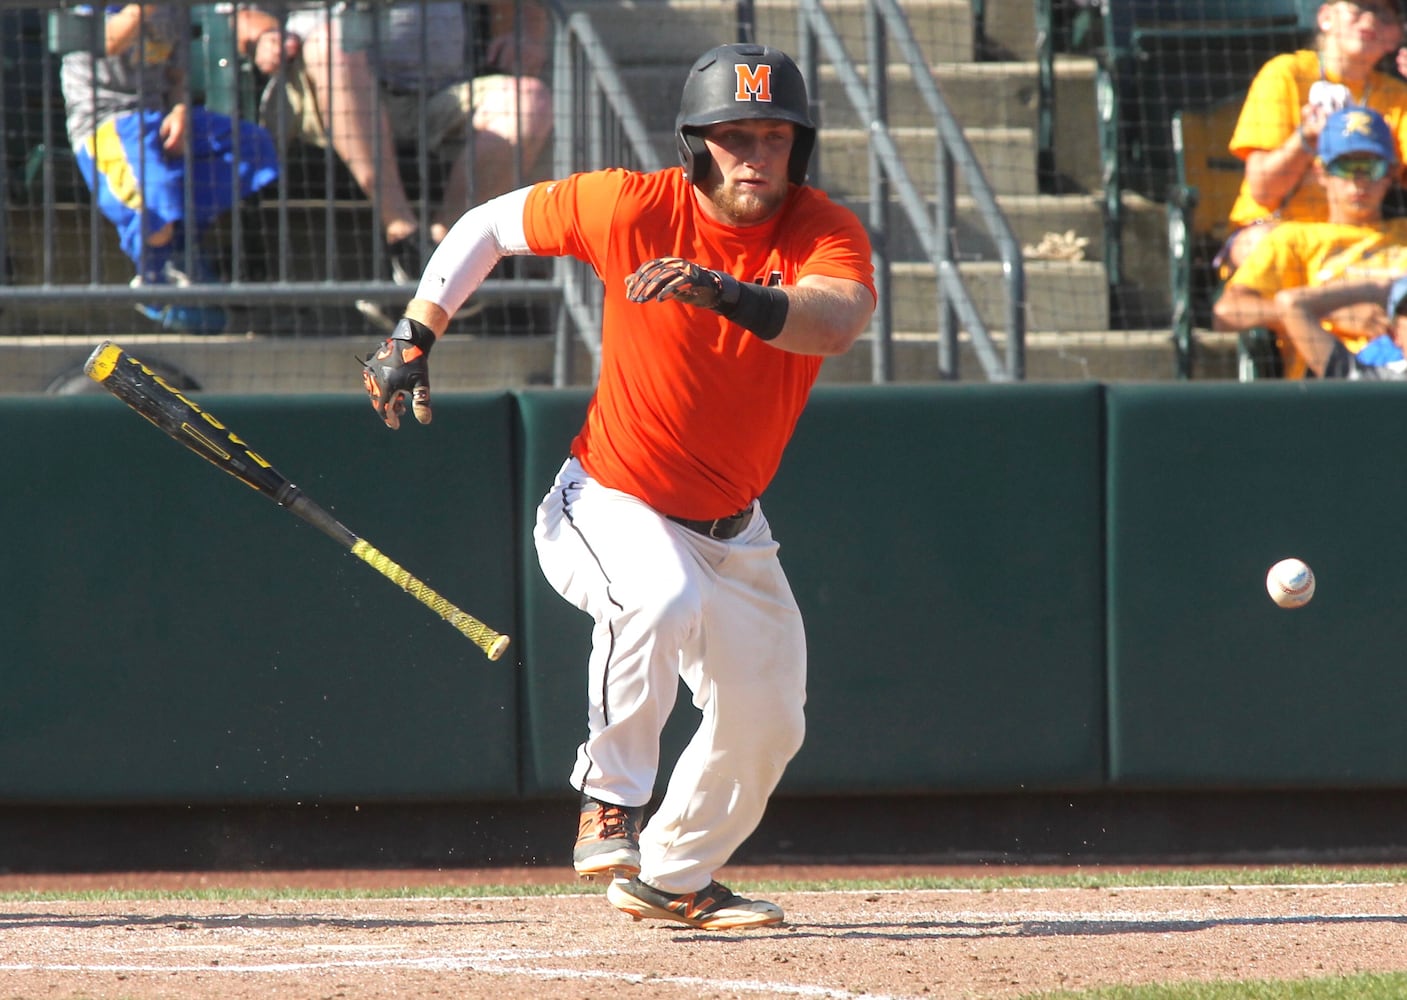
[675,43,816,185]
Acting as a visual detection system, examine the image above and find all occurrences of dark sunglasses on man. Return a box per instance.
[1324,156,1393,181]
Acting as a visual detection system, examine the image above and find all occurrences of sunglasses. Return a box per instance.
[1324,157,1393,181]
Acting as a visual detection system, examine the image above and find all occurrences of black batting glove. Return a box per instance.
[362,317,434,430]
[625,256,740,311]
[625,255,788,340]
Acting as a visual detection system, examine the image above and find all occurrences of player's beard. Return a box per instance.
[704,174,788,226]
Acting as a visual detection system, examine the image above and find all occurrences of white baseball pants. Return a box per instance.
[534,457,807,894]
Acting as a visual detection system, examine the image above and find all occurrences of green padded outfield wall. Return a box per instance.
[1107,382,1407,788]
[515,384,1107,797]
[0,393,518,803]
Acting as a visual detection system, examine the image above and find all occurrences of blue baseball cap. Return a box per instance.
[1318,107,1398,166]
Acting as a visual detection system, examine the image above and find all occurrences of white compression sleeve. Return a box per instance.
[415,186,534,316]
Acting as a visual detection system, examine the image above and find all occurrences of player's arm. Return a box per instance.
[626,259,873,356]
[361,186,534,429]
[762,275,874,356]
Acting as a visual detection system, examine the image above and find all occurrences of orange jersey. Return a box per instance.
[522,168,875,520]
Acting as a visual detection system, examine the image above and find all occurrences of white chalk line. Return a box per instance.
[3,887,1399,1000]
[0,954,917,1000]
[798,882,1403,896]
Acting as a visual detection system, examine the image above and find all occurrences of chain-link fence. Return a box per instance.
[4,1,1331,392]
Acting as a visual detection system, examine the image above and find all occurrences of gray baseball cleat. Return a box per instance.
[606,876,784,930]
[573,794,643,881]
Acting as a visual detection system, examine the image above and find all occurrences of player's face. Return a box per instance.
[696,119,796,226]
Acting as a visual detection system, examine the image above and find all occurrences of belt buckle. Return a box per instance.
[709,504,751,540]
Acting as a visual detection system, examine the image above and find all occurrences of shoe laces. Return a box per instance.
[590,801,637,839]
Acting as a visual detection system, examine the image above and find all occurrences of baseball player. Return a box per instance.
[362,42,876,930]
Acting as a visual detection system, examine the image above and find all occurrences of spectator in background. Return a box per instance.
[1214,106,1407,377]
[241,1,552,284]
[1220,0,1407,273]
[60,4,279,334]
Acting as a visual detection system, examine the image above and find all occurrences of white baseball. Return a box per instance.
[1266,558,1315,609]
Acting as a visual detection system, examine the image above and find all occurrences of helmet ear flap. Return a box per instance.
[788,127,816,185]
[677,130,712,183]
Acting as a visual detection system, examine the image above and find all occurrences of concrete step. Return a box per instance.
[909,56,1099,194]
[753,0,977,65]
[978,0,1043,61]
[816,57,1097,135]
[558,0,977,67]
[1,329,1207,395]
[841,193,1103,263]
[0,324,1218,396]
[888,260,1109,333]
[622,55,1101,195]
[0,331,573,395]
[818,125,1038,198]
[818,330,1237,383]
[1,205,558,340]
[621,55,1097,131]
[643,125,1039,199]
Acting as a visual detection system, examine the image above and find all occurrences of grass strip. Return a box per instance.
[1021,970,1407,999]
[1,865,1404,902]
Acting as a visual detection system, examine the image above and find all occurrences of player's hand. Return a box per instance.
[626,257,736,309]
[362,317,434,430]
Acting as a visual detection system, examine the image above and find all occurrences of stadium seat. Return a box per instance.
[1096,0,1312,291]
[1167,92,1282,380]
[2,8,78,205]
[190,4,260,121]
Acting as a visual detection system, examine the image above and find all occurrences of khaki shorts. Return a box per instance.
[260,62,506,162]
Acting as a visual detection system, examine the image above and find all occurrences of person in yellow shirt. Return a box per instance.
[1215,106,1407,377]
[1221,0,1407,272]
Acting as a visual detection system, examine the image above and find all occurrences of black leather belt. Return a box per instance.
[667,504,755,540]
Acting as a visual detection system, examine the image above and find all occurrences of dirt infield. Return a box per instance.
[2,869,1406,999]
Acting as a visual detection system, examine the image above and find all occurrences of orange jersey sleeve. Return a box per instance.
[522,168,875,519]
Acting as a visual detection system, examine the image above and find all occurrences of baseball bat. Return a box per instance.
[83,341,511,661]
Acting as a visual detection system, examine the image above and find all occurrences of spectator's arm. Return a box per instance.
[1278,277,1393,331]
[164,60,188,107]
[1242,104,1323,210]
[485,0,548,77]
[236,7,302,75]
[1212,283,1281,332]
[1271,281,1389,377]
[236,8,281,55]
[103,5,159,57]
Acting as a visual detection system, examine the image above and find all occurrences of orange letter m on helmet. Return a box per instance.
[734,62,773,102]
